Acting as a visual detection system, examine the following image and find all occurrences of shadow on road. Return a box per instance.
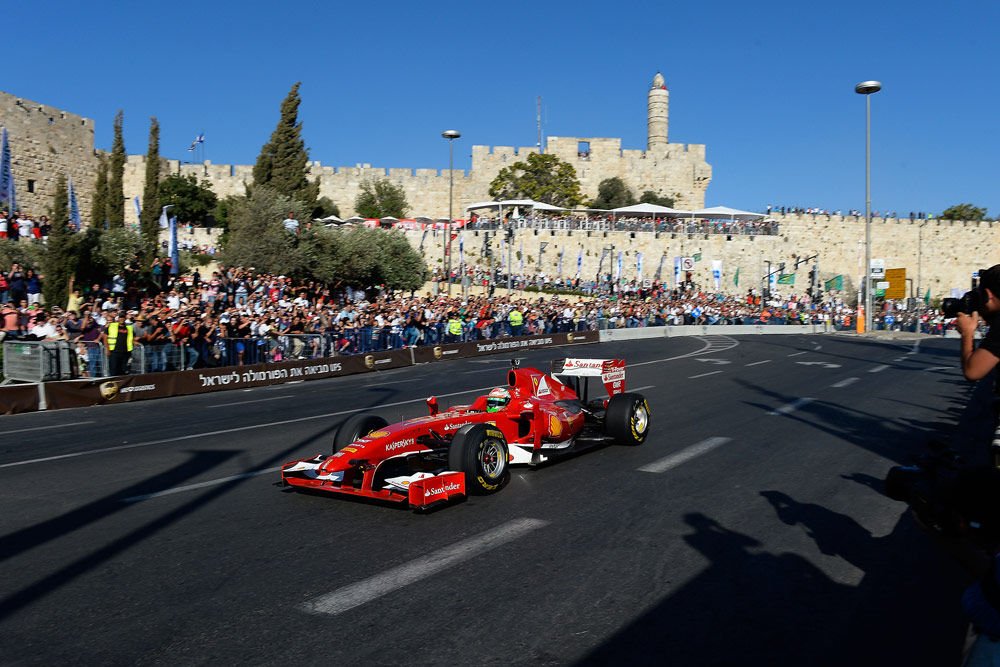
[578,508,969,666]
[0,420,341,622]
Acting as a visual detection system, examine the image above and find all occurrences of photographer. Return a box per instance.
[957,265,1000,382]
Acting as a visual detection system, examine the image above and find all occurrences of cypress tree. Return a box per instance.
[43,175,77,308]
[253,82,318,208]
[91,153,109,227]
[139,117,161,262]
[108,110,126,227]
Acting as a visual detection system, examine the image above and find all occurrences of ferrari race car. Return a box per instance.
[280,358,651,510]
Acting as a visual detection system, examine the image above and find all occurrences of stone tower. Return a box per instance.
[647,71,669,150]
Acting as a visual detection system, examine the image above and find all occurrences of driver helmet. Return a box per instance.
[486,387,511,413]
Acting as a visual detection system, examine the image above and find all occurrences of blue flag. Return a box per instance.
[615,251,623,281]
[0,128,11,208]
[168,216,179,274]
[558,248,564,277]
[159,205,170,229]
[576,248,582,277]
[68,177,82,230]
[636,252,643,279]
[133,196,142,223]
[459,234,464,266]
[8,171,16,214]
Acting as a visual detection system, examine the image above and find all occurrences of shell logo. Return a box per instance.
[367,430,390,438]
[548,415,563,438]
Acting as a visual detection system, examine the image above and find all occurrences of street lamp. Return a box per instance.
[442,129,461,296]
[855,80,881,334]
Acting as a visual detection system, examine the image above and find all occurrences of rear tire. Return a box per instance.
[449,424,510,494]
[333,413,389,453]
[605,393,650,446]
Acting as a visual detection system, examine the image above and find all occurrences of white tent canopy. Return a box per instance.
[465,199,564,212]
[611,203,684,215]
[688,206,765,220]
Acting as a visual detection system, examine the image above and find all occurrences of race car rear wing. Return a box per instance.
[551,358,626,397]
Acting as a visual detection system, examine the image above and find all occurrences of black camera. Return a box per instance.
[942,289,983,318]
[941,268,991,317]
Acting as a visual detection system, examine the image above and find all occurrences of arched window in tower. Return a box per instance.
[577,141,590,160]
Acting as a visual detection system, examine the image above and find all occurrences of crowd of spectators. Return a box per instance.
[0,209,53,242]
[0,258,957,377]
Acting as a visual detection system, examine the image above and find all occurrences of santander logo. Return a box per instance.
[425,482,462,497]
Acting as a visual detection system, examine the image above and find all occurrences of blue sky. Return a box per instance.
[6,1,998,216]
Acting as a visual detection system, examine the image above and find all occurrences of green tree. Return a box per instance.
[107,110,126,227]
[139,117,161,261]
[940,203,987,221]
[220,186,310,276]
[590,177,636,210]
[159,174,219,226]
[355,179,408,219]
[43,175,79,308]
[253,82,319,208]
[316,226,426,291]
[312,196,340,220]
[95,227,143,275]
[91,153,109,227]
[639,190,675,208]
[488,153,583,208]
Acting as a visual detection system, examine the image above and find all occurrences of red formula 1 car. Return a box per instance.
[280,358,651,510]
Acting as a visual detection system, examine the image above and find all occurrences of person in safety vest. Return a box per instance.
[486,387,511,413]
[105,309,135,376]
[446,313,463,343]
[508,306,524,337]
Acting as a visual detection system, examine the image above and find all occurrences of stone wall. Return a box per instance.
[0,91,97,221]
[400,213,997,301]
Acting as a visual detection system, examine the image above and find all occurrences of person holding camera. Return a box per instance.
[956,265,1000,382]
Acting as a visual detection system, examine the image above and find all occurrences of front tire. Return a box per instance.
[605,393,651,446]
[333,413,389,453]
[449,424,510,494]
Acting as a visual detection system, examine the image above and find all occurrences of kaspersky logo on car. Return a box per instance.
[425,482,462,497]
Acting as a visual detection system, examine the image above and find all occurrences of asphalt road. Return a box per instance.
[0,334,989,666]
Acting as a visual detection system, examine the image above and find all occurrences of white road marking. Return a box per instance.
[123,467,283,503]
[4,421,96,435]
[210,395,292,408]
[629,385,656,393]
[695,358,731,365]
[363,378,416,385]
[795,361,841,368]
[769,398,814,416]
[638,437,732,473]
[632,336,739,367]
[0,384,498,470]
[923,366,954,372]
[788,351,807,357]
[908,341,920,355]
[869,365,889,373]
[301,518,549,615]
[831,377,859,388]
[745,359,772,367]
[688,371,723,379]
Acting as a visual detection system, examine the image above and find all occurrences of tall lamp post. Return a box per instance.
[855,80,881,334]
[442,129,461,296]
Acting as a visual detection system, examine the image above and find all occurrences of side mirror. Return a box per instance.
[426,396,439,416]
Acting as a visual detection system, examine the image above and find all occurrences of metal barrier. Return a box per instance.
[2,340,78,383]
[75,340,109,378]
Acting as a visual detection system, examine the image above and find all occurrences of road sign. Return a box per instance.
[884,268,906,299]
[870,259,885,279]
[681,257,695,271]
[876,281,890,289]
